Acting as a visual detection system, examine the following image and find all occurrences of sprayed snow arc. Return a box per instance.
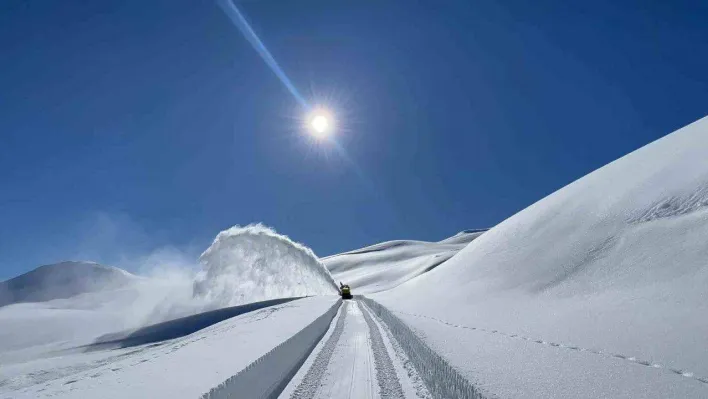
[194,224,338,307]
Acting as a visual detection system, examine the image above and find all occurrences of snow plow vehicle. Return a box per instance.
[339,282,353,299]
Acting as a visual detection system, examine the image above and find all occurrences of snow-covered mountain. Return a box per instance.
[324,229,485,294]
[0,261,137,307]
[0,262,185,368]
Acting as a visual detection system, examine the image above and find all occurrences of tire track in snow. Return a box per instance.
[394,310,708,387]
[360,297,484,399]
[290,302,349,398]
[360,302,405,398]
[346,310,359,399]
[368,306,431,398]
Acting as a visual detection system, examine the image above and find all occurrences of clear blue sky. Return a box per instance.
[1,0,707,279]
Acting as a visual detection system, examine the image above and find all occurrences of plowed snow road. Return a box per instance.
[282,300,417,399]
[200,297,480,399]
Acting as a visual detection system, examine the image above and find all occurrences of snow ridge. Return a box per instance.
[360,296,485,399]
[200,300,341,399]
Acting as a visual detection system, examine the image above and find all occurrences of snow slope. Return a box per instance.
[376,116,708,397]
[0,276,193,365]
[324,230,484,293]
[5,297,338,398]
[0,262,189,366]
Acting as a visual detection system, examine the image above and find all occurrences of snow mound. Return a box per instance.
[194,224,337,307]
[0,261,137,307]
[324,230,485,293]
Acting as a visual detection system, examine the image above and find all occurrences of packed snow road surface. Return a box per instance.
[289,301,380,398]
[282,299,429,398]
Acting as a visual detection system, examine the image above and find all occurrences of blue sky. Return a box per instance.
[1,0,707,279]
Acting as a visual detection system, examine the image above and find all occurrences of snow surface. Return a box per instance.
[201,299,340,398]
[5,296,338,398]
[282,300,425,399]
[298,301,380,398]
[375,116,708,397]
[0,277,191,363]
[324,230,484,294]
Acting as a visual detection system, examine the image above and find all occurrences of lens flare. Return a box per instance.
[217,0,308,108]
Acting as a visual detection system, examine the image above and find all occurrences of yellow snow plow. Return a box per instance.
[339,282,353,299]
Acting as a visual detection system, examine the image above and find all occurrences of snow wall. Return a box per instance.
[193,224,338,308]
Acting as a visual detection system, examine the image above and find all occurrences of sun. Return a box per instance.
[306,109,334,139]
[311,114,329,134]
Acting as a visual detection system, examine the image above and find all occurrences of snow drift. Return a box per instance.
[193,224,337,307]
[377,116,708,397]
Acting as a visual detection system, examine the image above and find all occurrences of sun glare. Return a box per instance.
[307,109,334,139]
[312,115,329,134]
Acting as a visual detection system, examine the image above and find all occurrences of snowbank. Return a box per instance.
[194,224,337,308]
[376,116,708,397]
